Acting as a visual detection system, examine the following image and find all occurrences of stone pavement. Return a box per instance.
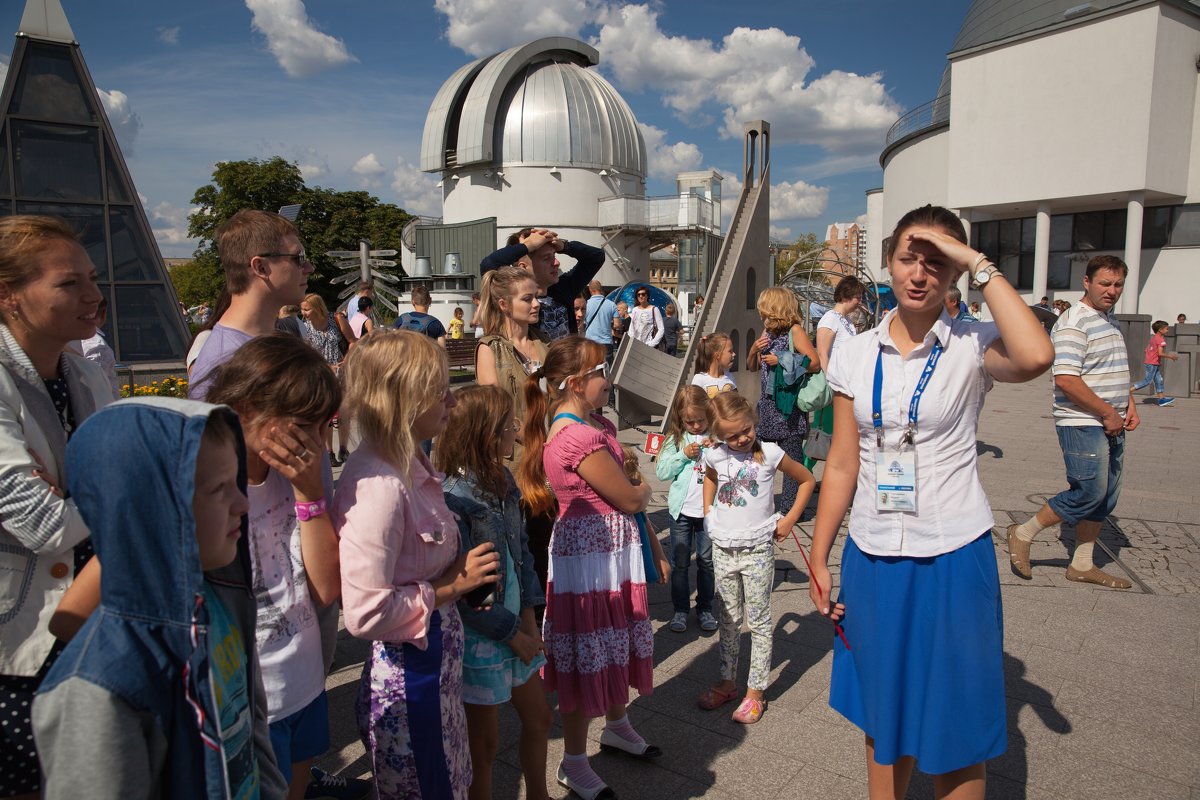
[317,380,1200,799]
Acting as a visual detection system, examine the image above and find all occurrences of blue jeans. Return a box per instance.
[1132,363,1164,393]
[669,514,714,613]
[1048,425,1125,523]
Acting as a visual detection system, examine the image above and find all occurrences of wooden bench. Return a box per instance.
[446,336,478,380]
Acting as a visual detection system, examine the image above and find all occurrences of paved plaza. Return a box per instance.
[318,380,1200,799]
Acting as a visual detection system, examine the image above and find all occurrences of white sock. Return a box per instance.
[561,752,603,791]
[1014,515,1047,543]
[1071,541,1095,571]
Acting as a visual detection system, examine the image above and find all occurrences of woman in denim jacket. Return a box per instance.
[436,385,552,800]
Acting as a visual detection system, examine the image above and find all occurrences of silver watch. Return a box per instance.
[971,261,1001,289]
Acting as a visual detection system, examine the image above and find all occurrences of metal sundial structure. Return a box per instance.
[776,246,888,334]
[326,241,402,313]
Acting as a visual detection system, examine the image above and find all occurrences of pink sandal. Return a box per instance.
[697,685,739,710]
[732,696,766,724]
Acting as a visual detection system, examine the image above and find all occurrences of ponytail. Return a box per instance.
[517,365,553,515]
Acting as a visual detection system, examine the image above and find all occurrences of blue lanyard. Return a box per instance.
[551,412,586,425]
[872,339,944,449]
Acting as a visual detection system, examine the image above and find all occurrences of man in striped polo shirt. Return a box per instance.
[1007,255,1140,588]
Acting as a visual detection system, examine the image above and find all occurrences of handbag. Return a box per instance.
[785,329,832,413]
[804,405,833,460]
[649,307,667,352]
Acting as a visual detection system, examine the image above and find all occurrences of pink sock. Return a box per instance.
[562,752,603,792]
[604,714,645,747]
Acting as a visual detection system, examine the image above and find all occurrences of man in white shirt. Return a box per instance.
[1007,256,1139,588]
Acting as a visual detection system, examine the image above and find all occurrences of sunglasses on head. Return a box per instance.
[557,362,608,390]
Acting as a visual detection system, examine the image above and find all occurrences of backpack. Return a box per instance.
[395,312,435,335]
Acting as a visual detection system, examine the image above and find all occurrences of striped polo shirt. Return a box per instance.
[1051,302,1129,426]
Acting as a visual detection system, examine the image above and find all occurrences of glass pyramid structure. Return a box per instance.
[0,0,190,363]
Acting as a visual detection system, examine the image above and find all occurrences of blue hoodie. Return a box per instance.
[32,398,286,800]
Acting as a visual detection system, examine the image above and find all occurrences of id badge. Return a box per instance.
[875,447,917,512]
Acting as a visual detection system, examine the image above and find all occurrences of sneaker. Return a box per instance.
[697,611,719,632]
[306,766,371,800]
[669,612,688,632]
[1159,397,1176,407]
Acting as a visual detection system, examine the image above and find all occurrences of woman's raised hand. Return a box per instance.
[259,422,326,502]
[905,228,980,278]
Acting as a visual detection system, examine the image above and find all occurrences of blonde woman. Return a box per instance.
[334,331,499,799]
[747,286,820,511]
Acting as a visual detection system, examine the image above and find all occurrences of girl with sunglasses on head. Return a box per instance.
[518,336,658,800]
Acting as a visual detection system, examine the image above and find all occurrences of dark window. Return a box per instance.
[999,219,1021,254]
[1142,207,1172,249]
[1072,212,1104,251]
[110,206,158,280]
[1020,218,1037,253]
[745,267,756,309]
[1050,215,1072,252]
[1102,209,1127,250]
[1170,205,1200,247]
[1017,254,1035,290]
[105,144,132,203]
[9,43,98,124]
[973,221,998,260]
[13,121,102,201]
[1048,253,1072,290]
[997,254,1020,287]
[115,285,188,361]
[18,202,109,280]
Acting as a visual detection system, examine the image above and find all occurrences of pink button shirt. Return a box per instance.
[333,446,460,648]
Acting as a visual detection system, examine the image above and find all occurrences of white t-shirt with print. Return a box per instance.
[691,371,737,399]
[247,470,325,722]
[817,310,857,356]
[679,432,709,518]
[701,441,784,548]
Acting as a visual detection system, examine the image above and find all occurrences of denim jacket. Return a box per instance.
[443,470,544,643]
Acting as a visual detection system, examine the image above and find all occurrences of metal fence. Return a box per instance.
[884,93,952,148]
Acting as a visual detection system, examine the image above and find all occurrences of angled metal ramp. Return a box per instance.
[610,121,772,429]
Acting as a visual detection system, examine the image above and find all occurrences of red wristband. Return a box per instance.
[295,498,326,521]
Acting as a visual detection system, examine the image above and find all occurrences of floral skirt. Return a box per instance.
[357,607,470,800]
[543,511,655,717]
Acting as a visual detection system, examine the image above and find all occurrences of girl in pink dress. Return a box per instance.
[518,336,657,800]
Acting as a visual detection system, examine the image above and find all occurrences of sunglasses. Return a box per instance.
[558,362,608,390]
[257,250,310,264]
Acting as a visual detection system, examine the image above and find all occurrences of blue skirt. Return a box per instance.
[830,532,1006,775]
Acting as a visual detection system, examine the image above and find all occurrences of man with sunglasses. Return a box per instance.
[189,209,313,400]
[480,227,605,341]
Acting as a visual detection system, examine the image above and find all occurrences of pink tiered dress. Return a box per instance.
[541,416,654,716]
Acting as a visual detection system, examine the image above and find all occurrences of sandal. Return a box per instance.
[1006,524,1032,580]
[731,696,766,724]
[557,764,616,800]
[598,728,662,758]
[697,685,739,710]
[1065,565,1132,589]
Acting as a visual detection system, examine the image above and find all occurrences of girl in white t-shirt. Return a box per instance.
[206,335,361,799]
[815,275,865,368]
[698,392,814,725]
[690,332,737,398]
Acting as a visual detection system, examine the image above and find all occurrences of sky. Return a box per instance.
[2,0,967,257]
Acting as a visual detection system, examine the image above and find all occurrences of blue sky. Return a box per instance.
[4,0,965,256]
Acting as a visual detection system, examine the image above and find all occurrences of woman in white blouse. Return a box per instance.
[627,285,664,348]
[809,205,1053,799]
[815,275,865,368]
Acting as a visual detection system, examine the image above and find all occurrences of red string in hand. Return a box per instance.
[788,527,851,651]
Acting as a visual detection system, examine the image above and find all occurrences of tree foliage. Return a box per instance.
[168,254,224,309]
[183,157,414,307]
[774,232,826,283]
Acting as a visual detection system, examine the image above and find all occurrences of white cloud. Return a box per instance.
[595,5,900,155]
[770,224,795,242]
[351,152,387,188]
[719,169,828,229]
[245,0,355,78]
[638,123,702,181]
[156,26,181,45]
[97,88,142,153]
[855,213,869,228]
[0,57,7,87]
[298,162,328,180]
[434,0,596,56]
[148,200,198,249]
[391,158,443,217]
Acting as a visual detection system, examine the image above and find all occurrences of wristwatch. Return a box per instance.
[971,258,1002,289]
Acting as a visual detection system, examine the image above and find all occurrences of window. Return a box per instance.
[1048,253,1072,290]
[13,121,102,201]
[1170,205,1200,247]
[745,267,756,309]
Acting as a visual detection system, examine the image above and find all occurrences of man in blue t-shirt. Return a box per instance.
[393,285,447,346]
[583,280,618,358]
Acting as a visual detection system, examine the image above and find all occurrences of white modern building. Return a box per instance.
[417,37,720,289]
[873,0,1200,321]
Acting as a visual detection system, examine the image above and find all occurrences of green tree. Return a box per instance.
[187,157,414,307]
[167,255,224,309]
[774,232,825,283]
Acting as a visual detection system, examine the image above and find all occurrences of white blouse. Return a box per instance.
[825,308,1001,558]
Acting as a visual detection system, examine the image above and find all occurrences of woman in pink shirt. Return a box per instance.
[334,330,499,800]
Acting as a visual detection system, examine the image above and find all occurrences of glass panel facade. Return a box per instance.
[115,285,188,361]
[1050,215,1072,251]
[105,144,133,203]
[1072,212,1103,251]
[1102,210,1127,250]
[9,43,97,124]
[13,121,102,201]
[17,202,110,280]
[1170,205,1200,246]
[1048,253,1072,290]
[110,206,157,280]
[1142,207,1172,249]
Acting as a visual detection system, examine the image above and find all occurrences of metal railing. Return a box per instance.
[884,93,951,148]
[598,193,718,233]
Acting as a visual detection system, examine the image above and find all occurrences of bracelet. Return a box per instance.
[295,498,327,522]
[970,252,988,271]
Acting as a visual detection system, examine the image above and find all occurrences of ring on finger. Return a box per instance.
[297,449,309,460]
